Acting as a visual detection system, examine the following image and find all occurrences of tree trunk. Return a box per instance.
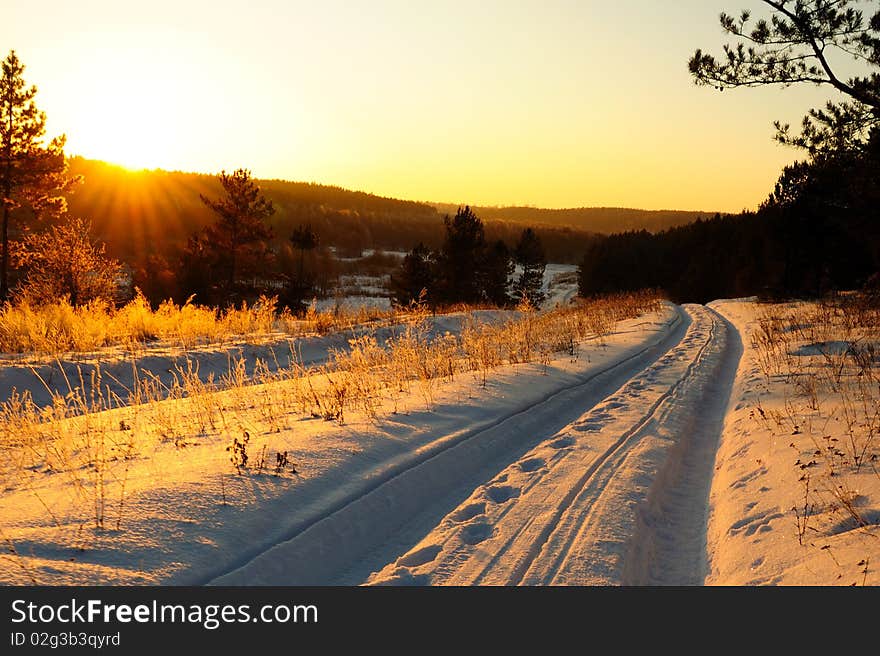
[229,220,238,293]
[1,204,8,302]
[2,83,11,303]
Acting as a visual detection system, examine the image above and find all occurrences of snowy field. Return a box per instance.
[311,262,581,313]
[1,294,877,586]
[541,264,580,309]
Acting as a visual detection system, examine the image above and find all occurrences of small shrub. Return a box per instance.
[226,431,250,474]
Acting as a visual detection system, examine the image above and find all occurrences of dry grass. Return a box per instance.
[0,291,406,356]
[748,292,880,567]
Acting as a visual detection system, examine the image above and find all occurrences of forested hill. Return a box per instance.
[65,158,439,261]
[431,204,713,234]
[64,158,710,264]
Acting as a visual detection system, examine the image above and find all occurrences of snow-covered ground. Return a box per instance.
[2,296,877,586]
[312,262,580,313]
[704,298,879,585]
[0,304,677,585]
[367,304,729,585]
[312,295,392,312]
[541,264,579,309]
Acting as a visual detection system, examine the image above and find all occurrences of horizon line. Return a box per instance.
[67,154,733,216]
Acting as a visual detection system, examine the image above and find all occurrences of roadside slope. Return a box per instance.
[706,299,880,586]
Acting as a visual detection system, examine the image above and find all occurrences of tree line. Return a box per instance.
[392,206,547,309]
[579,136,880,303]
[432,203,711,235]
[62,158,605,266]
[60,158,601,307]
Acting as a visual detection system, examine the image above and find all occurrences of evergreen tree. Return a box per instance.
[289,223,320,281]
[132,253,179,307]
[436,205,487,304]
[0,50,79,300]
[689,1,880,154]
[512,228,546,306]
[17,217,121,306]
[197,168,274,302]
[681,1,880,298]
[392,242,436,307]
[179,233,215,303]
[482,239,513,307]
[281,223,321,312]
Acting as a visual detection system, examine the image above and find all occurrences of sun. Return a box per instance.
[76,82,182,171]
[67,54,185,171]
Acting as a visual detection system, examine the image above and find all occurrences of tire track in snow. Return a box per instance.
[205,307,688,586]
[530,307,727,585]
[367,305,734,586]
[620,310,741,585]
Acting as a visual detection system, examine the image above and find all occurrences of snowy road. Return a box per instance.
[209,304,742,586]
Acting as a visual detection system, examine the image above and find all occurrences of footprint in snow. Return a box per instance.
[372,568,431,586]
[518,457,545,473]
[485,485,520,504]
[460,522,493,545]
[729,510,784,537]
[397,544,442,568]
[574,422,604,433]
[450,502,486,523]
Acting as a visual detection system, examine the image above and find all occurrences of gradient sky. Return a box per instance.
[2,0,855,212]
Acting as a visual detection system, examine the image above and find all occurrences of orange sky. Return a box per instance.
[2,0,852,213]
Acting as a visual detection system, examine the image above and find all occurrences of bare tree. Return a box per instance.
[18,217,121,306]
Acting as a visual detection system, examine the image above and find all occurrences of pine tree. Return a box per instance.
[179,233,215,303]
[17,217,121,306]
[0,50,79,300]
[197,168,274,301]
[392,242,436,307]
[437,205,487,304]
[512,227,546,307]
[689,2,880,295]
[689,1,880,155]
[281,223,320,312]
[482,239,513,307]
[289,223,320,282]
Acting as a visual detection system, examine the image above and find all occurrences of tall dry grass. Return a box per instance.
[0,291,405,356]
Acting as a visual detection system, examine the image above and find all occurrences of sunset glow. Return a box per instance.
[3,0,844,211]
[70,60,184,171]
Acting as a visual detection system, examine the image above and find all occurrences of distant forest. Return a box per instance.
[578,135,880,304]
[64,158,708,266]
[432,203,711,235]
